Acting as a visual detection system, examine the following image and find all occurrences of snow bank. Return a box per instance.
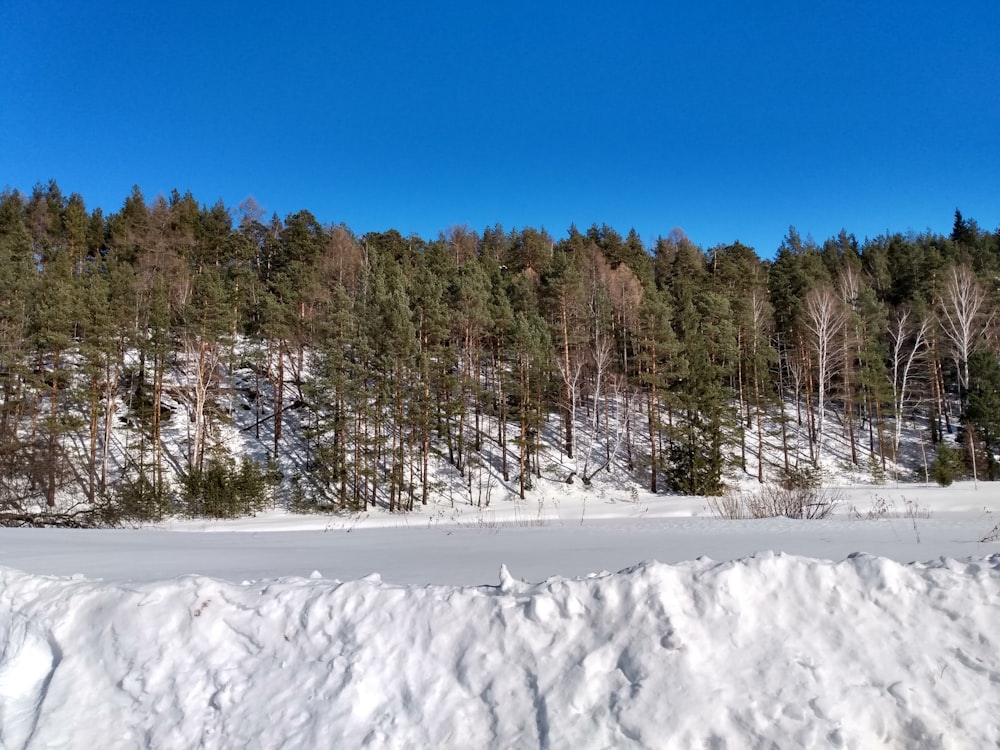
[1,554,998,749]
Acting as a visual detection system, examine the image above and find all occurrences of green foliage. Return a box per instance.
[2,180,998,519]
[659,245,737,496]
[931,444,964,486]
[665,436,726,495]
[780,465,822,491]
[107,470,174,523]
[182,456,273,519]
[963,351,1000,480]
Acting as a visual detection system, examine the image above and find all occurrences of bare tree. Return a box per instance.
[802,285,847,467]
[749,286,771,482]
[938,265,990,405]
[183,332,224,472]
[837,266,862,465]
[572,330,621,484]
[555,348,584,462]
[574,371,636,485]
[888,308,930,476]
[938,265,991,482]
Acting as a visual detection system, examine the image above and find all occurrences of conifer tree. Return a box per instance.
[486,262,517,484]
[511,312,551,498]
[0,191,37,508]
[661,241,737,494]
[635,290,680,493]
[79,258,117,503]
[450,254,490,473]
[963,351,1000,480]
[711,243,774,481]
[28,205,80,506]
[542,244,586,459]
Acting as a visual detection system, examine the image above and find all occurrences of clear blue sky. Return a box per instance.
[2,1,998,256]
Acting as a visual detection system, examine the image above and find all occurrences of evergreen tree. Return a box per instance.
[0,191,37,509]
[635,290,680,493]
[963,351,1000,480]
[711,243,774,481]
[511,312,551,498]
[79,257,118,504]
[664,242,737,494]
[27,194,81,506]
[542,244,586,459]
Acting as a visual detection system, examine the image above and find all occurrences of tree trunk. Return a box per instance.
[561,304,574,459]
[648,368,658,494]
[273,339,285,460]
[46,350,60,507]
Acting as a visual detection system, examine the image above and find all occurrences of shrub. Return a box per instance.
[780,466,822,491]
[183,456,273,518]
[931,443,963,486]
[106,471,174,523]
[868,454,887,485]
[706,492,748,520]
[707,484,839,520]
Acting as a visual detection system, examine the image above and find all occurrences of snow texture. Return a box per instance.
[2,483,1000,747]
[1,553,999,748]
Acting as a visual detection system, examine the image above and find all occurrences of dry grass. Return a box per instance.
[707,485,840,520]
[980,522,1000,544]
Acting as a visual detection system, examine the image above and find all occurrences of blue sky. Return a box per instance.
[2,1,998,255]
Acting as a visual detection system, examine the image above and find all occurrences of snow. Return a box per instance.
[1,482,1000,748]
[2,554,999,748]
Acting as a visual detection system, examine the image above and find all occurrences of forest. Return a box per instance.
[1,180,998,524]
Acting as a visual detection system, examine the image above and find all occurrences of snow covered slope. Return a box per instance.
[1,554,999,749]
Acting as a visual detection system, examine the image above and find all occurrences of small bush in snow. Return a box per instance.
[706,492,748,520]
[931,444,963,486]
[849,494,930,522]
[709,485,839,520]
[779,466,822,491]
[106,471,174,523]
[850,494,892,520]
[980,522,1000,543]
[868,454,887,485]
[182,457,272,519]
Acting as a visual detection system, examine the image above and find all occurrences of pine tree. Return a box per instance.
[511,312,551,498]
[0,190,37,509]
[79,258,117,504]
[450,255,491,474]
[711,243,775,482]
[635,290,680,493]
[542,245,586,459]
[408,245,454,505]
[28,204,80,507]
[963,351,1000,480]
[364,255,417,510]
[663,242,737,494]
[308,284,356,508]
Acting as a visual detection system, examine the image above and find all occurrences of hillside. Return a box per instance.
[2,186,997,523]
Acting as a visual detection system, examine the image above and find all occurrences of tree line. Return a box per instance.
[1,180,998,521]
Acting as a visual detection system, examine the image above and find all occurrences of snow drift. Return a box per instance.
[2,555,999,749]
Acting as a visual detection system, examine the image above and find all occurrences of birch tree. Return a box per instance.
[888,308,930,474]
[938,264,989,406]
[802,285,847,467]
[938,264,991,481]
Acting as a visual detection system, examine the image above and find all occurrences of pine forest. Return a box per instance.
[2,181,998,525]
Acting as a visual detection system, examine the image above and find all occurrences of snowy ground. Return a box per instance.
[2,481,1000,748]
[1,482,998,586]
